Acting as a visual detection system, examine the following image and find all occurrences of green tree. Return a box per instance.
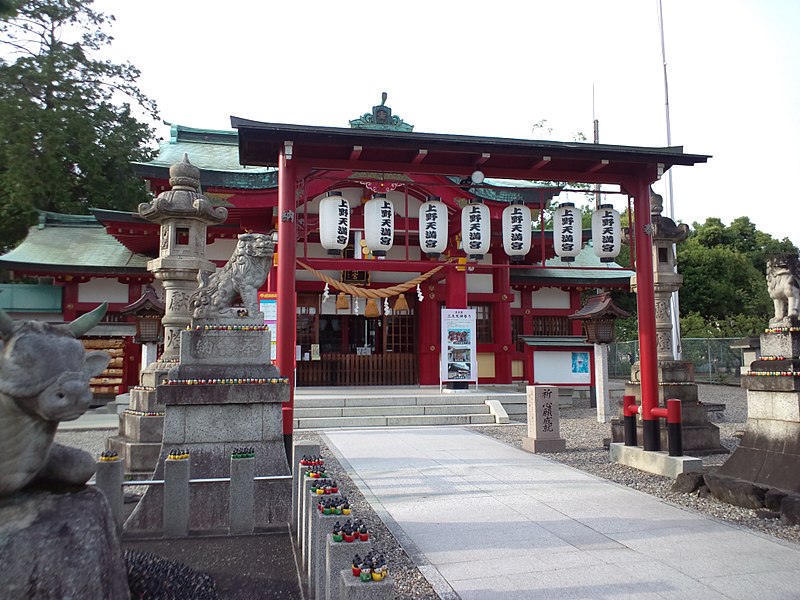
[0,0,158,251]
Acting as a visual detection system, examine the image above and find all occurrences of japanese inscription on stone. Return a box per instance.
[527,385,562,440]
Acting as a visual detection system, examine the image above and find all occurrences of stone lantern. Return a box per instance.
[570,292,629,423]
[569,292,629,345]
[119,286,164,375]
[107,155,228,475]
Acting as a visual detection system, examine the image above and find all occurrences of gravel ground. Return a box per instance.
[54,383,800,599]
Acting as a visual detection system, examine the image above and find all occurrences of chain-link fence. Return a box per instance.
[608,338,745,385]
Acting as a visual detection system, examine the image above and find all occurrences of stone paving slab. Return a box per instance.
[323,426,800,600]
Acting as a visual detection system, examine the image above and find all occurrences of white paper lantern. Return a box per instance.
[461,202,490,260]
[592,204,622,262]
[418,196,448,257]
[319,191,350,255]
[364,193,394,257]
[502,202,531,261]
[553,202,581,262]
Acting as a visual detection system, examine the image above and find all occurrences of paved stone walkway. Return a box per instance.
[323,427,800,600]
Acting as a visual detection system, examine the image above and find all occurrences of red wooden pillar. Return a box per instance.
[493,256,512,383]
[418,285,440,385]
[277,147,297,450]
[447,266,467,308]
[633,177,660,450]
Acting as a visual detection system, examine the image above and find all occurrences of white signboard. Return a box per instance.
[441,308,478,382]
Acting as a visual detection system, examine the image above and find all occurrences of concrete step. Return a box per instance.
[295,403,493,419]
[295,413,497,430]
[294,394,501,409]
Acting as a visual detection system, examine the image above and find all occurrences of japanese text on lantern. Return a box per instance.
[379,201,392,246]
[468,205,483,250]
[600,209,615,253]
[560,207,574,252]
[336,199,349,246]
[425,203,439,248]
[510,206,524,251]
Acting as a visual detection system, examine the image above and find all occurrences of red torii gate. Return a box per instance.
[231,117,709,454]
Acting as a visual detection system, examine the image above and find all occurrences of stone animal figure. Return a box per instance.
[0,304,110,497]
[766,255,800,325]
[190,232,274,318]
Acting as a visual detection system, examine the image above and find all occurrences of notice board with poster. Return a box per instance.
[258,292,277,361]
[440,308,478,382]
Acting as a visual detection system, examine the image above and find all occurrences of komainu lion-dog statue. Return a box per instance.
[766,254,800,326]
[0,304,110,497]
[190,232,274,319]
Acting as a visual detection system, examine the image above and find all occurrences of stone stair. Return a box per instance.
[293,388,524,429]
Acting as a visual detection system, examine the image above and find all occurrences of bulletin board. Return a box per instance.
[532,350,592,385]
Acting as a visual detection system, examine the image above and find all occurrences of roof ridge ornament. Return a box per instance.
[349,92,413,132]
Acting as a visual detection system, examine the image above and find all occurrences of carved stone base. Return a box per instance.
[106,360,172,475]
[0,487,129,599]
[717,329,800,494]
[124,324,290,533]
[611,360,727,455]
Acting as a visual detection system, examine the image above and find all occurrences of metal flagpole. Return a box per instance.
[658,0,683,360]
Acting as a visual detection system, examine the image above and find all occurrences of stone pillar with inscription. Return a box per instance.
[522,385,566,453]
[107,155,228,475]
[613,190,725,454]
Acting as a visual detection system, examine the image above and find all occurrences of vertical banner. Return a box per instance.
[441,308,478,382]
[258,292,278,361]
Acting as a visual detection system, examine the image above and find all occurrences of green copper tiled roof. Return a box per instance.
[132,124,277,190]
[0,212,150,274]
[511,243,632,287]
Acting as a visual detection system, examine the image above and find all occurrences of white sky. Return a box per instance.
[92,0,800,246]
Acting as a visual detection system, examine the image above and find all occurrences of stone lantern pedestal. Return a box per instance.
[611,190,725,454]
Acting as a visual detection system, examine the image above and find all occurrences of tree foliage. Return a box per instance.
[0,0,158,250]
[612,216,797,341]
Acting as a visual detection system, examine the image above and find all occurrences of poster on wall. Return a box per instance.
[440,308,478,382]
[258,292,278,361]
[571,352,589,374]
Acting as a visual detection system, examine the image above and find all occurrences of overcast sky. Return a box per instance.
[93,0,800,246]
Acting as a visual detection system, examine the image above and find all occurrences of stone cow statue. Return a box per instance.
[0,304,110,497]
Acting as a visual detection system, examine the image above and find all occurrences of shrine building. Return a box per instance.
[0,99,706,428]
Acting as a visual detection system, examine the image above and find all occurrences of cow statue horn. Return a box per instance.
[67,303,108,337]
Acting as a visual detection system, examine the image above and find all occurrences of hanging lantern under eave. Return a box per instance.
[418,196,448,258]
[461,201,490,260]
[319,191,350,256]
[502,202,532,262]
[553,201,581,262]
[364,193,394,257]
[591,204,622,262]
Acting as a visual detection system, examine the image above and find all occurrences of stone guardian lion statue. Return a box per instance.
[766,254,800,326]
[190,232,274,319]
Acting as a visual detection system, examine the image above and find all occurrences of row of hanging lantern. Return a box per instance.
[320,190,621,263]
[553,202,622,263]
[320,191,532,262]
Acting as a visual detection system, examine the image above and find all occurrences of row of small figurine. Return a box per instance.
[231,447,255,459]
[311,478,339,495]
[332,519,369,543]
[98,450,120,462]
[300,454,324,466]
[167,449,190,460]
[351,552,388,582]
[318,496,351,515]
[305,465,329,479]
